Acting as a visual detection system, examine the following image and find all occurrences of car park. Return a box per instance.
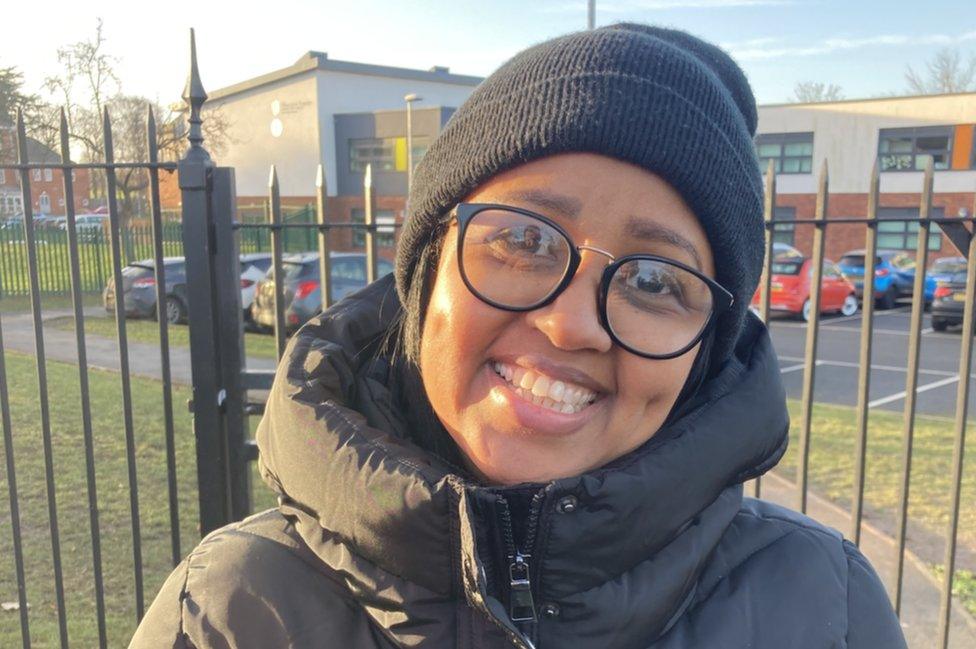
[250,252,394,332]
[837,249,932,309]
[751,255,858,321]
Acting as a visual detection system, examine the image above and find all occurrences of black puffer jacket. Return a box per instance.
[132,275,906,648]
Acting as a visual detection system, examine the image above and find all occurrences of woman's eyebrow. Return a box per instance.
[506,189,583,218]
[625,217,704,270]
[501,189,703,270]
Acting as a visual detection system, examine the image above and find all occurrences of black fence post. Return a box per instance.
[211,166,250,520]
[179,29,230,534]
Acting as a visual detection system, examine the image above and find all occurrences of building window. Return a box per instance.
[39,192,51,214]
[755,132,813,174]
[0,169,5,184]
[2,194,23,215]
[32,169,41,181]
[878,126,953,171]
[771,206,796,247]
[350,208,397,247]
[349,136,430,173]
[43,168,53,182]
[877,207,943,251]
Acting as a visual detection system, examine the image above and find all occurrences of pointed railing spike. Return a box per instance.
[181,28,211,164]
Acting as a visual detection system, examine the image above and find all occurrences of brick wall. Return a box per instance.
[776,192,975,262]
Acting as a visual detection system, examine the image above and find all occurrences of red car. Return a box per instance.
[751,257,859,321]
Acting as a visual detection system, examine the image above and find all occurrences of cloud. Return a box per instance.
[725,29,976,61]
[539,0,795,14]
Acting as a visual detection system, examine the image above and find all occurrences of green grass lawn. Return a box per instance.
[0,293,103,315]
[47,314,280,360]
[0,350,274,647]
[778,400,976,554]
[2,347,974,646]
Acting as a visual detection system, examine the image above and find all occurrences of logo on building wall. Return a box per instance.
[269,98,312,138]
[270,100,283,138]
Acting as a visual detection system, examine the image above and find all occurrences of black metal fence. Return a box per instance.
[0,102,181,647]
[0,31,974,649]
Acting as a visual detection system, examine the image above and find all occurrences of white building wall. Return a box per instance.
[315,70,477,194]
[758,94,976,194]
[204,73,320,199]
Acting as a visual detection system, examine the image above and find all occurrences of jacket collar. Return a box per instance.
[256,274,789,642]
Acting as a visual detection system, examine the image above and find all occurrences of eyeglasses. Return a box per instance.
[451,203,734,359]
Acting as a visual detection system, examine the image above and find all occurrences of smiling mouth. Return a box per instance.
[490,361,599,415]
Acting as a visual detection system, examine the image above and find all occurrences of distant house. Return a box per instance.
[159,51,482,252]
[756,92,976,262]
[0,117,94,218]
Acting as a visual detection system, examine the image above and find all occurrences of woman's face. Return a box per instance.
[419,153,716,485]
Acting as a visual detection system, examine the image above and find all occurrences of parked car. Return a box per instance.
[837,249,931,309]
[240,253,273,319]
[250,252,394,332]
[74,213,110,240]
[929,259,971,332]
[928,256,967,287]
[771,242,803,259]
[0,214,24,231]
[33,215,66,230]
[750,255,859,321]
[103,258,189,323]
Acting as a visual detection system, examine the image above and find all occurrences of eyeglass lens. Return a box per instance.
[460,208,714,356]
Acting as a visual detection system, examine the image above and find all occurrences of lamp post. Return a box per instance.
[404,93,423,199]
[588,0,595,29]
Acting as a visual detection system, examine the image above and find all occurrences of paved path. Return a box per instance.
[753,472,976,649]
[769,305,976,418]
[0,307,276,382]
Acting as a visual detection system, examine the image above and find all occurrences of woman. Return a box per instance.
[133,23,906,648]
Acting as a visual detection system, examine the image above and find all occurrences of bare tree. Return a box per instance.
[107,95,231,225]
[905,47,976,94]
[791,81,844,103]
[41,18,121,162]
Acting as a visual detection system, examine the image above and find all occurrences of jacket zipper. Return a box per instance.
[497,491,546,641]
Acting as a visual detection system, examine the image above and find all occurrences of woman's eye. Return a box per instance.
[617,266,687,308]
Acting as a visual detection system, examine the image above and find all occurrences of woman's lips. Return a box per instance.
[484,361,605,436]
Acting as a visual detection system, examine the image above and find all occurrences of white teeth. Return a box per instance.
[549,381,566,402]
[531,375,551,397]
[490,361,599,415]
[512,366,525,387]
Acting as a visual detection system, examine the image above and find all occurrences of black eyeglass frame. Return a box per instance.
[451,202,735,360]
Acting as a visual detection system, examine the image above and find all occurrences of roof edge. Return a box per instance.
[760,90,976,109]
[206,53,482,104]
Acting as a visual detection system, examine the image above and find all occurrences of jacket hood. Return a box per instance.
[255,273,789,645]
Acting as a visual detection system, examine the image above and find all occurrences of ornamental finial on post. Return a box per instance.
[181,28,212,164]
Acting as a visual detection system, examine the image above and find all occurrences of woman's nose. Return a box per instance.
[525,256,614,354]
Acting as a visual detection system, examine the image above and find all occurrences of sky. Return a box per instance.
[2,0,975,109]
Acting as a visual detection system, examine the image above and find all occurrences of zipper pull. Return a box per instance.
[509,552,537,623]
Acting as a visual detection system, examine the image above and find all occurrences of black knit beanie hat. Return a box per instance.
[394,22,765,373]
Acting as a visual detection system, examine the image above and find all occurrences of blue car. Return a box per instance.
[837,249,932,310]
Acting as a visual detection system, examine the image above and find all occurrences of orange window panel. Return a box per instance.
[952,124,974,170]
